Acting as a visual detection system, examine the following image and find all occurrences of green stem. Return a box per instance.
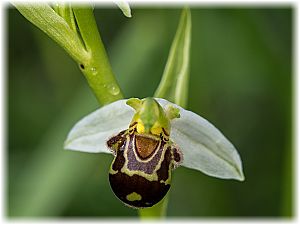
[138,194,169,219]
[73,7,124,105]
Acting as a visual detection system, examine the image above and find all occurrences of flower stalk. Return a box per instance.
[72,7,124,105]
[138,194,169,218]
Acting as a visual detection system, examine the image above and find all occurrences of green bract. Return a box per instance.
[64,97,244,182]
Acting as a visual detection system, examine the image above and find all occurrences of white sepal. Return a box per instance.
[156,98,244,181]
[64,99,133,153]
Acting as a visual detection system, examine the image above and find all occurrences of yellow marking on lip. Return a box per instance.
[150,122,162,136]
[120,135,171,182]
[136,121,145,134]
[126,192,142,201]
[109,168,118,175]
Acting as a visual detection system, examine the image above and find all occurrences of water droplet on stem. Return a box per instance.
[106,84,120,96]
[90,67,97,75]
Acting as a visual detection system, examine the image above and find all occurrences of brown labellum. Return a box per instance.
[107,128,181,208]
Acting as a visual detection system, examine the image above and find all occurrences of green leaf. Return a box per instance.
[14,3,89,64]
[154,8,191,108]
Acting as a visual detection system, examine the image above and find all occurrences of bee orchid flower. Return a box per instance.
[64,97,244,208]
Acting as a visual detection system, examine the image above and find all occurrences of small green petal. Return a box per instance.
[165,104,181,120]
[126,98,142,111]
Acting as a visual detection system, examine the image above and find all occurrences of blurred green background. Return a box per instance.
[8,5,293,217]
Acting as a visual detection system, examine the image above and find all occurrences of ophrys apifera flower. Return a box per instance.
[64,97,244,208]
